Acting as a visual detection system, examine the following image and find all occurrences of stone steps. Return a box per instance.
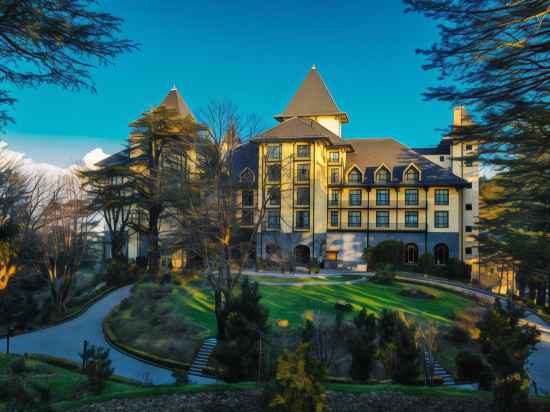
[187,337,219,384]
[424,352,455,386]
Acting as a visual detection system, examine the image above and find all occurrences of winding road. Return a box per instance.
[0,285,175,385]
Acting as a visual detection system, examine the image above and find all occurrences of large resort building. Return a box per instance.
[100,65,480,276]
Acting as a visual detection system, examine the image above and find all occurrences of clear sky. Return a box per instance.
[4,0,454,167]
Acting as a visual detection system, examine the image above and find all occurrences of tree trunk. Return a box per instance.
[147,211,161,276]
[214,289,226,340]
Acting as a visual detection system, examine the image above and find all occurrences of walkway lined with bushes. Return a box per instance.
[0,285,175,384]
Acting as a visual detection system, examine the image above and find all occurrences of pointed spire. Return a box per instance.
[274,65,348,123]
[160,85,195,120]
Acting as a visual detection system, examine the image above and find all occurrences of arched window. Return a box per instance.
[404,167,419,183]
[375,167,391,183]
[405,243,418,264]
[348,168,362,184]
[240,169,255,184]
[434,243,449,265]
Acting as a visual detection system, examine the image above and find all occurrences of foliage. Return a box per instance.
[309,257,320,274]
[455,351,486,384]
[378,311,420,384]
[447,325,471,345]
[364,241,402,270]
[371,264,396,285]
[214,277,269,382]
[350,308,377,381]
[80,345,114,395]
[476,299,540,410]
[270,343,326,412]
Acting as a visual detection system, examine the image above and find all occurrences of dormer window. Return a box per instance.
[348,168,362,184]
[404,167,419,183]
[375,167,391,184]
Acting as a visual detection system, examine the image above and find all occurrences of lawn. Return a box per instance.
[247,274,365,284]
[167,278,473,334]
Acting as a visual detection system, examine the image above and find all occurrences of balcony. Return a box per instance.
[328,200,427,209]
[328,223,427,232]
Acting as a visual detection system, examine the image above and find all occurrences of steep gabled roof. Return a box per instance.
[345,138,468,187]
[274,66,348,123]
[160,85,195,120]
[253,116,351,148]
[96,148,130,167]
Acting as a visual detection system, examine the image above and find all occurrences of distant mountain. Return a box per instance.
[0,141,110,181]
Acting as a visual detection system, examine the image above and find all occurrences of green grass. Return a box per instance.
[162,280,472,333]
[0,354,136,406]
[249,274,365,284]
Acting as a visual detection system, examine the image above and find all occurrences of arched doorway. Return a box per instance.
[295,245,310,266]
[434,243,449,265]
[405,243,418,264]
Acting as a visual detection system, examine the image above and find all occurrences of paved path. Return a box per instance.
[396,273,550,395]
[0,286,175,385]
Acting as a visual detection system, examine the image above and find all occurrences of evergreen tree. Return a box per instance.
[350,308,377,381]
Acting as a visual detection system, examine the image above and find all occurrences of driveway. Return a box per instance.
[0,285,175,385]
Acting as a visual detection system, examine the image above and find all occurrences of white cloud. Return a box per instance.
[0,140,110,182]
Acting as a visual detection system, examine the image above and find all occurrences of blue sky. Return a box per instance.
[4,0,454,167]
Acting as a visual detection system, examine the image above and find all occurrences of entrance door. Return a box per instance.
[294,245,310,266]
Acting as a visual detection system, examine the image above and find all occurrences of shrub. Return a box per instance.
[364,240,403,270]
[456,351,485,382]
[80,345,114,394]
[270,343,326,412]
[10,357,27,375]
[371,264,396,285]
[350,308,377,381]
[418,252,433,274]
[399,287,437,299]
[447,324,471,344]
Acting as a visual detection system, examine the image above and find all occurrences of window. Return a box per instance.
[376,189,390,206]
[297,144,310,158]
[434,211,449,228]
[349,190,362,206]
[404,167,419,183]
[375,167,391,183]
[329,190,340,206]
[240,169,254,184]
[329,151,339,162]
[434,189,449,205]
[405,211,418,227]
[241,209,254,226]
[466,144,473,151]
[405,189,418,206]
[439,155,445,162]
[296,187,310,206]
[465,159,473,167]
[266,145,281,161]
[296,211,309,229]
[405,244,418,264]
[434,244,449,265]
[348,211,361,228]
[465,247,473,255]
[330,211,339,227]
[296,164,310,182]
[267,210,280,229]
[465,203,472,211]
[330,168,340,184]
[242,190,253,207]
[267,164,281,182]
[268,187,280,206]
[348,168,362,184]
[465,226,473,233]
[376,211,390,227]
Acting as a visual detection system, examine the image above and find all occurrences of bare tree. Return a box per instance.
[33,176,98,313]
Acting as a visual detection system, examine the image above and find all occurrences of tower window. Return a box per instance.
[439,155,445,162]
[465,203,472,210]
[465,226,473,233]
[465,247,473,255]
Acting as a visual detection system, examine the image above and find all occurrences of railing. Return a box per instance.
[327,200,427,209]
[328,223,427,231]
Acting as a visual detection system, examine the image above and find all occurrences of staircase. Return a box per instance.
[424,351,455,386]
[187,337,218,384]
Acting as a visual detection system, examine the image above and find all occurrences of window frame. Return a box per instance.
[405,210,419,227]
[266,144,281,161]
[348,210,361,228]
[296,144,310,159]
[434,189,449,205]
[348,168,362,184]
[266,164,281,183]
[329,151,340,163]
[376,210,390,227]
[375,167,391,184]
[329,190,340,206]
[241,190,254,207]
[267,210,280,230]
[434,211,449,228]
[296,187,310,206]
[376,188,390,206]
[349,189,362,206]
[330,210,339,227]
[404,189,419,206]
[404,167,419,183]
[295,210,310,229]
[296,163,310,182]
[241,209,254,226]
[330,168,340,184]
[268,186,281,206]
